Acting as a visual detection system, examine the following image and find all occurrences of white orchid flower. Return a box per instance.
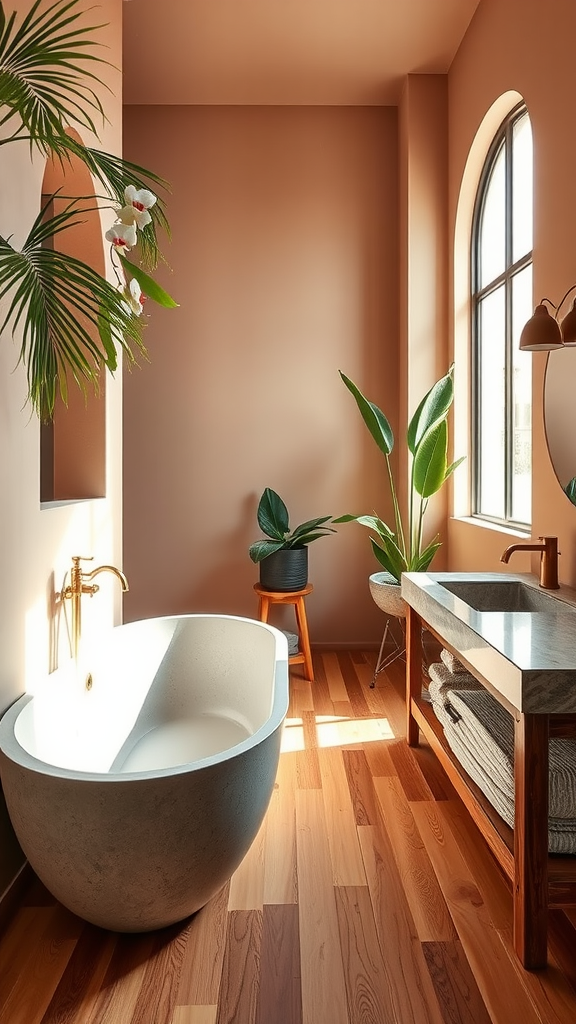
[105,221,138,250]
[119,185,158,230]
[123,278,144,316]
[117,204,151,229]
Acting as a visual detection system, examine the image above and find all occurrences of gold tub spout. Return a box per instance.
[500,535,559,589]
[58,556,129,660]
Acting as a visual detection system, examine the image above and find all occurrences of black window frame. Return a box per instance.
[471,103,532,530]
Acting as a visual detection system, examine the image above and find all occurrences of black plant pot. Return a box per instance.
[259,547,308,592]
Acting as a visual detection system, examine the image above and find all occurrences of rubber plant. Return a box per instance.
[248,488,335,564]
[0,0,177,421]
[336,366,464,583]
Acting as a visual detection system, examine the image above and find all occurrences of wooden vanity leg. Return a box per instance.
[514,712,549,969]
[406,605,421,747]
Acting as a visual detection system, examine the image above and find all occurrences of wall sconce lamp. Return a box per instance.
[519,286,576,351]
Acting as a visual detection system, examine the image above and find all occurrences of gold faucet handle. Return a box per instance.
[72,555,94,565]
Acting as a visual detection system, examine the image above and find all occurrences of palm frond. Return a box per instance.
[63,138,171,269]
[0,211,146,420]
[0,0,111,152]
[36,134,171,269]
[0,0,174,419]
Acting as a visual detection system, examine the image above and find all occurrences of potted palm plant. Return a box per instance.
[249,487,335,591]
[336,365,463,613]
[0,0,177,421]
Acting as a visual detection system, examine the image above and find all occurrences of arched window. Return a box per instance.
[471,105,533,528]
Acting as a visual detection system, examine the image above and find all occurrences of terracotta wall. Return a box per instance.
[447,0,576,580]
[0,0,124,897]
[398,75,450,566]
[123,105,399,644]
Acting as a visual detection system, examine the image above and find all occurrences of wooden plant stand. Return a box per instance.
[254,583,314,682]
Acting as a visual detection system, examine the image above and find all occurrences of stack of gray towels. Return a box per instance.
[427,650,576,854]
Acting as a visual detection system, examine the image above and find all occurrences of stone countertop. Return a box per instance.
[401,571,576,714]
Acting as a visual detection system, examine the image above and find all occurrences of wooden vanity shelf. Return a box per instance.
[406,605,576,971]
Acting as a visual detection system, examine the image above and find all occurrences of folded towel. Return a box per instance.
[431,684,576,854]
[427,661,483,708]
[282,630,299,656]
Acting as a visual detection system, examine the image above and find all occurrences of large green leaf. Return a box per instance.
[334,513,393,535]
[371,535,405,582]
[412,537,442,572]
[407,365,454,455]
[248,538,285,564]
[286,530,333,547]
[445,456,466,481]
[290,516,335,543]
[371,517,397,539]
[118,255,178,309]
[565,477,576,506]
[413,420,449,498]
[256,488,290,539]
[340,370,394,456]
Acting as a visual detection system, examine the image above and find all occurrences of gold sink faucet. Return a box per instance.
[500,535,559,590]
[58,555,129,659]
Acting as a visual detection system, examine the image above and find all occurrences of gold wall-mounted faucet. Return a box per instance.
[500,535,559,589]
[58,556,129,659]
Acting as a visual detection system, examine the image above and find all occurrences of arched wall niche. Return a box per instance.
[40,127,106,503]
[452,90,525,518]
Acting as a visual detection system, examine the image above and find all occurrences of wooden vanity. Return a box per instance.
[402,573,576,970]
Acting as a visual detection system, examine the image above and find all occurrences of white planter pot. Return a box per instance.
[369,571,407,619]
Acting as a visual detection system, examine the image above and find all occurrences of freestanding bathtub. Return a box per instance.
[0,614,288,932]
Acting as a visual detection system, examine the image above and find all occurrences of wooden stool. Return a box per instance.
[254,583,314,682]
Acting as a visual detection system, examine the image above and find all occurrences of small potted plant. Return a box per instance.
[249,487,335,591]
[336,365,464,613]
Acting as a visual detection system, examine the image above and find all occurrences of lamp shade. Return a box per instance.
[560,299,576,345]
[519,304,564,351]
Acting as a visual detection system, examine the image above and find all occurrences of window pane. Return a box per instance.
[478,286,506,519]
[512,114,533,263]
[479,143,506,288]
[512,265,532,524]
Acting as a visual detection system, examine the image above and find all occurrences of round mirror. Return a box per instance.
[544,349,576,505]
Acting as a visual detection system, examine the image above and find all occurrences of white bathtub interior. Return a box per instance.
[116,715,251,773]
[14,615,280,774]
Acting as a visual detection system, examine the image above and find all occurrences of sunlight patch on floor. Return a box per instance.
[280,714,394,752]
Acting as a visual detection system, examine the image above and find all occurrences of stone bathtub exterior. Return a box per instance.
[0,615,288,932]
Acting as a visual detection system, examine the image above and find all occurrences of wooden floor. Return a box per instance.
[2,648,576,1024]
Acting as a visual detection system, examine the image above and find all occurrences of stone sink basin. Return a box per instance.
[438,578,563,614]
[401,571,576,713]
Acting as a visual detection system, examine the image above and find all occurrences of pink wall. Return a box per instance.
[399,76,450,569]
[447,0,576,581]
[123,105,399,644]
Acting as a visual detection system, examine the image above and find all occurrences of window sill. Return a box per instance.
[450,516,530,539]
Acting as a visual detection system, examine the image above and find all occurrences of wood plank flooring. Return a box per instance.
[2,649,576,1024]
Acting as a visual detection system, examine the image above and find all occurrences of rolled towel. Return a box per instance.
[427,661,483,708]
[440,648,469,674]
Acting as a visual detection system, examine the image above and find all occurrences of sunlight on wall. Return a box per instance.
[280,714,394,753]
[24,600,50,695]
